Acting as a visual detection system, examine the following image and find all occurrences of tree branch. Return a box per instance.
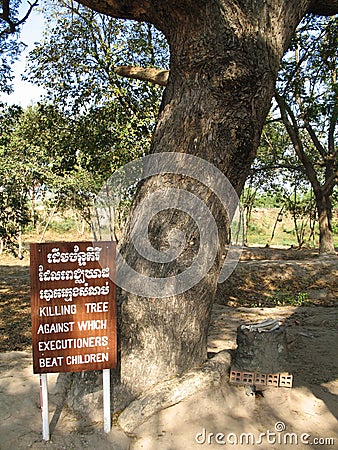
[274,91,321,193]
[303,121,327,160]
[265,117,282,125]
[114,65,169,86]
[0,0,10,22]
[0,0,16,34]
[323,172,338,195]
[0,0,39,36]
[309,0,338,16]
[328,100,337,156]
[252,163,305,173]
[74,0,154,23]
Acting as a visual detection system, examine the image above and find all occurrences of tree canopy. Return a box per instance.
[25,0,168,113]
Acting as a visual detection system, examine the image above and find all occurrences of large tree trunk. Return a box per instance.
[119,4,291,402]
[72,0,337,412]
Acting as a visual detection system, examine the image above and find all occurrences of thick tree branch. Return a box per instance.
[1,0,10,19]
[74,0,154,23]
[303,121,327,160]
[328,101,337,156]
[75,0,208,33]
[274,91,321,193]
[309,0,338,16]
[75,0,338,23]
[323,172,338,195]
[265,117,282,125]
[114,65,169,86]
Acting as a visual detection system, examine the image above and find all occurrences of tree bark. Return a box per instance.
[316,190,336,254]
[72,0,338,411]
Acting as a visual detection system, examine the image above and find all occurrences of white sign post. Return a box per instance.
[103,369,111,433]
[39,374,50,441]
[39,371,110,440]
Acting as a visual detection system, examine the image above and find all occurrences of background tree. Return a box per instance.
[244,119,318,248]
[1,102,96,248]
[0,103,75,250]
[0,100,151,247]
[275,15,337,254]
[242,17,337,252]
[0,0,169,249]
[0,102,29,254]
[24,0,168,234]
[242,120,292,245]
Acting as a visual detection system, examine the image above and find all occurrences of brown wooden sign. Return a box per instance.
[30,241,117,374]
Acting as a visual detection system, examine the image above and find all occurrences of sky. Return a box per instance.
[1,5,45,107]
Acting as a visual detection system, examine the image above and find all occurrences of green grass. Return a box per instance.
[270,290,310,307]
[246,208,330,248]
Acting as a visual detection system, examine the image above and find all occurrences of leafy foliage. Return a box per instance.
[0,103,29,252]
[280,15,337,132]
[25,0,168,113]
[0,1,23,93]
[0,0,169,250]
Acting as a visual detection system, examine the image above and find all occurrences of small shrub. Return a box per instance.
[271,290,309,306]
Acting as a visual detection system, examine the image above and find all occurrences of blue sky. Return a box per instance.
[1,5,45,107]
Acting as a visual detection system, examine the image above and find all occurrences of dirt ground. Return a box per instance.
[0,247,337,449]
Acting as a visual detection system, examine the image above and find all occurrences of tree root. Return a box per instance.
[117,350,231,434]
